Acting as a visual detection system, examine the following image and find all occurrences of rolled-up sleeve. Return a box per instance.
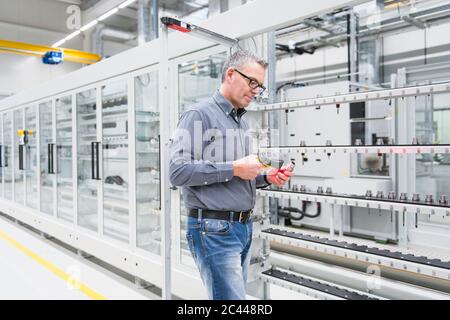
[256,174,270,189]
[169,110,234,187]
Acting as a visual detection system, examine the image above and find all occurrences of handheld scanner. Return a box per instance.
[257,153,272,168]
[277,160,296,175]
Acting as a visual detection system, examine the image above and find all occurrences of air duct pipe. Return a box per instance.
[91,24,135,57]
[138,0,158,45]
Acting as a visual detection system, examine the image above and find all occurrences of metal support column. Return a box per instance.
[159,23,171,300]
[391,73,399,242]
[396,68,416,248]
[348,11,359,91]
[262,30,277,300]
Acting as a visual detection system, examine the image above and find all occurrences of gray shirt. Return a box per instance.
[169,90,269,211]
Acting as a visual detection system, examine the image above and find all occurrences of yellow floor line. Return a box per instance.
[0,229,107,300]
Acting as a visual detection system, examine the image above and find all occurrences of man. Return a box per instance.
[169,50,293,300]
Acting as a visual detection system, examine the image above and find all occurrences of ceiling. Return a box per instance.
[0,0,209,37]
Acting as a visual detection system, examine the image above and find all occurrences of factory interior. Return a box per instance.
[0,0,450,300]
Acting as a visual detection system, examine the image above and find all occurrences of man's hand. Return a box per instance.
[233,155,263,180]
[266,164,294,187]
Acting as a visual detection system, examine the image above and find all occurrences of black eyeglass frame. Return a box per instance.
[234,68,266,94]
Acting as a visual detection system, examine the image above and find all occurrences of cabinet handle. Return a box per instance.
[19,144,24,170]
[50,143,56,174]
[0,145,3,168]
[95,142,101,180]
[158,134,161,210]
[48,143,52,173]
[4,146,8,167]
[91,141,95,180]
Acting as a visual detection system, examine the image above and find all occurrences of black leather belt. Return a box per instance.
[188,209,252,223]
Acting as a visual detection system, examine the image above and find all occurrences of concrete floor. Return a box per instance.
[0,214,160,300]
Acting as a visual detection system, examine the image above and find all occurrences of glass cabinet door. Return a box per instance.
[135,71,160,254]
[25,106,38,209]
[178,52,227,115]
[56,96,73,222]
[0,115,2,197]
[77,89,98,232]
[3,112,12,200]
[14,109,24,204]
[177,52,227,264]
[102,82,129,242]
[39,101,54,215]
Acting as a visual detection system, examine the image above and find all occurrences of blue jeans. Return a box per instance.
[186,216,253,300]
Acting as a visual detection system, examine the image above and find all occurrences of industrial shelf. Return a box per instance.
[57,178,74,184]
[78,119,97,126]
[57,207,74,222]
[102,157,129,162]
[56,117,72,122]
[102,104,128,116]
[102,218,129,242]
[250,81,450,112]
[257,188,450,219]
[259,144,450,155]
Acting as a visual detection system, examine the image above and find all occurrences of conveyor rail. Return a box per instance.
[262,268,379,300]
[263,228,450,270]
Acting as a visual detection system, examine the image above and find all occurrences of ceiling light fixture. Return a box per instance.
[51,0,137,49]
[98,7,119,21]
[65,30,81,41]
[52,39,66,48]
[119,0,137,9]
[80,19,98,32]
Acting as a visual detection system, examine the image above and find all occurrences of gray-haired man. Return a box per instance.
[169,50,292,300]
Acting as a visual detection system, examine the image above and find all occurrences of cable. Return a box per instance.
[278,201,322,221]
[302,202,321,218]
[276,43,317,56]
[137,73,150,86]
[278,210,304,221]
[276,81,306,94]
[251,36,258,54]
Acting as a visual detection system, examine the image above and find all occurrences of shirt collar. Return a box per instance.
[213,90,247,119]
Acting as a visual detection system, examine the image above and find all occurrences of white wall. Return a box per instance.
[277,45,348,84]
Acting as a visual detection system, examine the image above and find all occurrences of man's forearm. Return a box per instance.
[169,161,234,187]
[256,173,271,188]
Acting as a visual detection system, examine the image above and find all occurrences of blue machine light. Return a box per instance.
[43,51,63,65]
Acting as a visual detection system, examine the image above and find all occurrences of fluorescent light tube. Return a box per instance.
[65,30,81,41]
[52,39,66,48]
[98,7,119,21]
[80,19,98,32]
[119,0,137,9]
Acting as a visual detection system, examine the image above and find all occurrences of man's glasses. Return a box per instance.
[234,69,266,94]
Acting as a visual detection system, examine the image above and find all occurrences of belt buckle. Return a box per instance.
[238,211,249,223]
